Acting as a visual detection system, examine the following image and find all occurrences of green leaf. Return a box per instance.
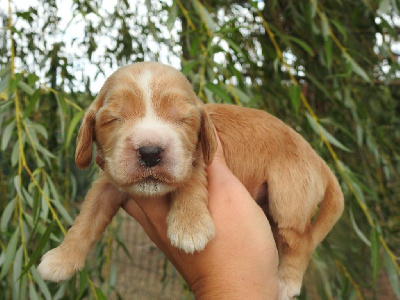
[18,272,28,299]
[78,268,89,299]
[1,120,15,151]
[40,183,50,220]
[29,284,40,300]
[1,198,16,232]
[370,228,380,286]
[51,199,74,226]
[312,257,334,298]
[46,175,60,203]
[14,175,24,199]
[342,52,371,82]
[9,73,21,92]
[231,86,250,103]
[194,0,217,32]
[182,60,200,75]
[0,98,13,113]
[330,19,348,42]
[22,89,40,119]
[289,85,301,113]
[305,72,331,98]
[378,0,391,14]
[0,227,20,280]
[13,245,23,284]
[53,283,68,300]
[17,80,35,95]
[204,83,231,103]
[356,123,363,146]
[249,0,257,8]
[223,38,250,62]
[21,221,55,276]
[166,1,178,31]
[340,161,366,205]
[36,143,57,162]
[56,93,66,141]
[30,122,48,140]
[320,13,330,40]
[145,0,151,12]
[31,266,52,300]
[189,34,200,57]
[349,206,370,246]
[65,109,85,149]
[32,186,41,222]
[11,141,20,167]
[0,75,11,99]
[273,57,280,74]
[383,250,400,299]
[325,37,333,69]
[27,73,39,86]
[109,264,117,288]
[148,19,159,42]
[286,36,314,57]
[306,113,352,152]
[95,287,108,300]
[24,119,40,148]
[309,0,317,18]
[0,64,11,78]
[21,185,33,206]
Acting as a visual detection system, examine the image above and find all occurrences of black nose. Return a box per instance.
[138,146,163,168]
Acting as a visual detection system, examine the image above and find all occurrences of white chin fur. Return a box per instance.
[125,179,175,196]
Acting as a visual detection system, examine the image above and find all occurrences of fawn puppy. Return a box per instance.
[38,62,344,299]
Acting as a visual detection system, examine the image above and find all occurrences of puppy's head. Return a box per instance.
[75,62,217,196]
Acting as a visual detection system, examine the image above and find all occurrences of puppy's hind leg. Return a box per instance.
[38,172,125,282]
[267,172,319,299]
[274,170,344,299]
[276,227,314,300]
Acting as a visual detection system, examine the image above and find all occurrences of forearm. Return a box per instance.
[191,270,279,300]
[180,248,279,300]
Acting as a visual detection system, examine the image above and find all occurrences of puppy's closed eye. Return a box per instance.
[101,116,119,126]
[156,98,197,125]
[98,109,121,126]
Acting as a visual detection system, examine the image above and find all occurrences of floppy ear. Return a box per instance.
[75,87,108,169]
[75,108,96,169]
[200,108,218,165]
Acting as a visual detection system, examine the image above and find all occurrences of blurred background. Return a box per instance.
[0,0,399,299]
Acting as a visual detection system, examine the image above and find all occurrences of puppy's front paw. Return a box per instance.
[278,278,301,300]
[37,247,84,282]
[167,212,215,254]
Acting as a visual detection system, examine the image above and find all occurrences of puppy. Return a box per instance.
[37,62,344,299]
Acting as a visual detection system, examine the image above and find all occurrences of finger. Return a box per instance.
[206,127,230,177]
[123,198,173,246]
[210,126,226,164]
[122,199,185,272]
[122,199,151,229]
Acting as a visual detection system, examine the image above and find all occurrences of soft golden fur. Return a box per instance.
[37,62,344,299]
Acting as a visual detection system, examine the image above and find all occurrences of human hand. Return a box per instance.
[123,131,279,299]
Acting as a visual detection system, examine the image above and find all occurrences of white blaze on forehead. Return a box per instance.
[132,68,175,151]
[137,70,156,118]
[134,69,166,148]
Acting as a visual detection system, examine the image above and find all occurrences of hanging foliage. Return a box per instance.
[1,0,399,298]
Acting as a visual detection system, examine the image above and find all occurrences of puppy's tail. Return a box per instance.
[311,172,344,247]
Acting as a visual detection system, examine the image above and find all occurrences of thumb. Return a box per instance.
[207,127,227,168]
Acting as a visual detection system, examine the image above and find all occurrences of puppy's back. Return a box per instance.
[205,104,343,236]
[206,103,328,195]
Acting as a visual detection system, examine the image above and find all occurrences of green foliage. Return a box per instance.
[1,0,399,298]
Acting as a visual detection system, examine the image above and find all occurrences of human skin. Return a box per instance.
[122,132,280,299]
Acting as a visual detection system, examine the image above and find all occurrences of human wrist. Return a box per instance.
[190,270,276,300]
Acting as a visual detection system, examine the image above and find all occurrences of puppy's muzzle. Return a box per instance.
[138,146,163,168]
